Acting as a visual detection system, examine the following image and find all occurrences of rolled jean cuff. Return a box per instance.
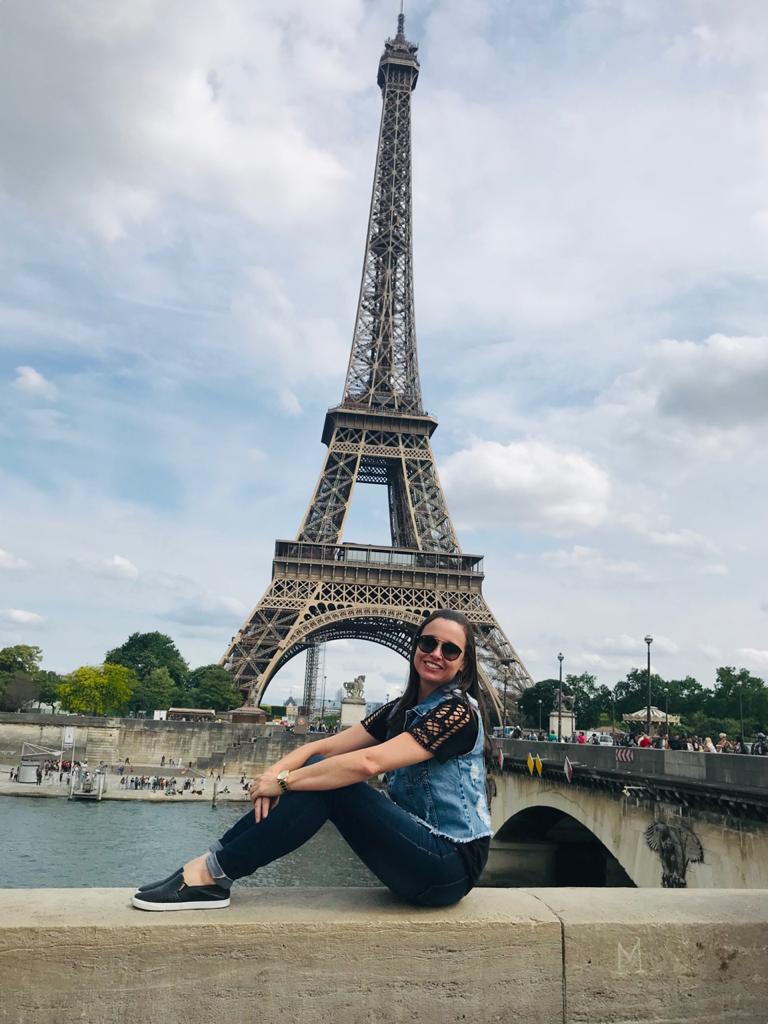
[205,850,233,888]
[209,840,224,853]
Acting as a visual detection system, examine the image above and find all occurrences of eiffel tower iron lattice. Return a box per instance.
[221,14,533,715]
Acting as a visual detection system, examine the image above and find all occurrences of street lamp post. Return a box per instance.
[665,690,669,738]
[644,635,653,737]
[538,699,542,733]
[739,684,745,744]
[557,652,564,742]
[610,691,616,739]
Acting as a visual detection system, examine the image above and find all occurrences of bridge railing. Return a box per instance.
[500,738,768,799]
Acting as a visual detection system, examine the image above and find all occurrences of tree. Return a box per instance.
[0,644,43,674]
[187,665,242,712]
[36,671,63,712]
[58,664,136,716]
[519,679,567,728]
[708,667,768,734]
[0,671,41,711]
[129,667,176,715]
[105,632,189,686]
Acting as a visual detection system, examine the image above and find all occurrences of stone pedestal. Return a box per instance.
[340,697,366,730]
[231,706,267,726]
[548,711,575,739]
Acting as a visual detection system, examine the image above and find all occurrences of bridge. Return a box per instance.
[486,739,768,889]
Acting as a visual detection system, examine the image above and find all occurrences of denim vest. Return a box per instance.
[386,684,493,844]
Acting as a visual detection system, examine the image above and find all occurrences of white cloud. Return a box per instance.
[587,633,679,656]
[162,593,247,629]
[75,554,140,580]
[737,648,768,669]
[441,440,610,532]
[0,2,352,241]
[540,546,644,579]
[103,555,139,580]
[654,335,768,427]
[12,365,57,400]
[642,529,718,554]
[0,548,28,570]
[278,390,303,417]
[1,608,44,625]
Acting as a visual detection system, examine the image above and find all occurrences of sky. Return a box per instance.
[1,0,767,708]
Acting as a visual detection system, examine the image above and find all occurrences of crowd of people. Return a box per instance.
[502,725,768,753]
[118,774,207,795]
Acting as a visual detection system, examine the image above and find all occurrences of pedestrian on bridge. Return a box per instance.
[132,609,494,913]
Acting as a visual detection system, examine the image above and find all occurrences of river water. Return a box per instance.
[0,796,379,889]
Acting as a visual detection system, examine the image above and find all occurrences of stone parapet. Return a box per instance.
[0,888,766,1024]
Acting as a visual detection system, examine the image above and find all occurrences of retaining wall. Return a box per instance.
[0,713,302,771]
[0,888,765,1024]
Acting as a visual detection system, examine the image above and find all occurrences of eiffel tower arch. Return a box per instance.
[221,15,533,716]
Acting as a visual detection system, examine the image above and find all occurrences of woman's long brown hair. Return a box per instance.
[388,609,494,767]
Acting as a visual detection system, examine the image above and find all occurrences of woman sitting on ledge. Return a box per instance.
[132,609,494,911]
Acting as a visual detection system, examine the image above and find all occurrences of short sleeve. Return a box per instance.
[361,699,399,742]
[407,698,478,763]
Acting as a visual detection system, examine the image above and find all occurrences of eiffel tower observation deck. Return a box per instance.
[222,13,533,713]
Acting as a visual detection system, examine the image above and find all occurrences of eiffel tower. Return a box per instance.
[222,13,533,714]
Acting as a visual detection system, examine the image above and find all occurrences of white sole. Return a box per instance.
[131,894,230,911]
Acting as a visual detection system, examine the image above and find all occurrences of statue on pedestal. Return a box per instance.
[343,675,366,701]
[341,675,366,729]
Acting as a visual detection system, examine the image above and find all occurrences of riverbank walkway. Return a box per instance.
[0,763,251,802]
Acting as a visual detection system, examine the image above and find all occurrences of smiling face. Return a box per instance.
[413,616,467,698]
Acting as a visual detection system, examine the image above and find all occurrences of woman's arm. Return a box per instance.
[251,731,432,801]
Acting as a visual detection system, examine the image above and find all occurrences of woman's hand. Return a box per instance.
[249,773,281,822]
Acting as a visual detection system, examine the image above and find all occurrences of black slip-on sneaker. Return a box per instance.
[135,867,183,894]
[131,877,230,912]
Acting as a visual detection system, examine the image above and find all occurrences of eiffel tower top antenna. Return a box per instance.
[339,0,421,417]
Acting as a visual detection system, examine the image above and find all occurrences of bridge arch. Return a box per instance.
[494,799,635,886]
[491,781,641,886]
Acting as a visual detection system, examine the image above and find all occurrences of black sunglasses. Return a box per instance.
[416,634,463,662]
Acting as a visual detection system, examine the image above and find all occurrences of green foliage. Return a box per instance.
[187,665,242,712]
[518,679,564,727]
[58,664,136,716]
[515,664,767,738]
[105,632,189,686]
[262,704,287,719]
[36,671,63,711]
[0,645,43,674]
[0,671,41,712]
[129,667,176,714]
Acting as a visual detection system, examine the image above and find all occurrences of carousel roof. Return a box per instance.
[622,706,681,724]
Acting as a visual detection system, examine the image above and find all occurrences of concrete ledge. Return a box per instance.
[0,888,766,1024]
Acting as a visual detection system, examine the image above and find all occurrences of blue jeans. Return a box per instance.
[209,762,471,907]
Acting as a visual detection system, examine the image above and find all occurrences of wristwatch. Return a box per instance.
[276,769,291,794]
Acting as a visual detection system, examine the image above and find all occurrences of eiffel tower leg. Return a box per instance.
[397,446,460,553]
[297,440,362,544]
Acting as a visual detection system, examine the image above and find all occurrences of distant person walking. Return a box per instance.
[752,733,768,756]
[132,610,494,913]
